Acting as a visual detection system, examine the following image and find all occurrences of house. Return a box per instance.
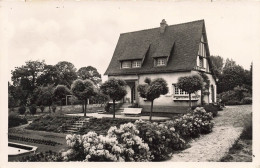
[104,19,217,113]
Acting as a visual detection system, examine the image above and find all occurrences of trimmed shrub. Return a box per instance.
[241,97,252,104]
[8,113,28,128]
[225,100,242,105]
[104,102,111,112]
[18,106,26,115]
[40,105,45,113]
[135,120,185,161]
[52,105,57,113]
[29,104,37,115]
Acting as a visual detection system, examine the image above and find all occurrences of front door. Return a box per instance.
[131,86,136,103]
[211,85,215,103]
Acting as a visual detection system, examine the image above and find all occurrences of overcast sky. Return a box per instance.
[2,1,260,82]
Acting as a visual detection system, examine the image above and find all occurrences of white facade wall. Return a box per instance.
[109,71,217,107]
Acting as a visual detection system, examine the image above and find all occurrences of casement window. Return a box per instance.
[121,60,141,69]
[173,84,188,95]
[156,58,167,66]
[122,61,132,69]
[199,57,204,68]
[132,60,141,68]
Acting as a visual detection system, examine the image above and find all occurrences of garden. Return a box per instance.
[8,58,252,162]
[12,106,216,162]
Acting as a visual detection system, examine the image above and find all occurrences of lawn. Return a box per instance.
[9,125,68,154]
[9,104,104,115]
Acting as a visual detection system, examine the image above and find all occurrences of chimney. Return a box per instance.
[160,19,168,34]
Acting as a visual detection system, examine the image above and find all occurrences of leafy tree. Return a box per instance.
[218,64,245,93]
[53,85,71,112]
[55,61,77,88]
[100,78,127,119]
[71,79,96,117]
[11,60,46,88]
[77,66,102,86]
[137,78,168,121]
[35,85,55,112]
[11,60,46,104]
[177,75,203,107]
[209,55,224,79]
[36,65,59,86]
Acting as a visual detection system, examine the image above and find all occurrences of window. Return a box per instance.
[199,57,204,68]
[122,61,131,69]
[173,84,188,95]
[132,60,141,68]
[121,60,141,69]
[156,58,166,66]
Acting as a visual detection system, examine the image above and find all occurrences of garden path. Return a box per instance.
[167,105,252,162]
[66,113,170,120]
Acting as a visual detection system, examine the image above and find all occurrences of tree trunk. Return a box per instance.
[82,101,85,113]
[113,100,115,119]
[60,100,62,112]
[150,100,153,121]
[49,106,51,113]
[189,93,191,108]
[84,100,87,117]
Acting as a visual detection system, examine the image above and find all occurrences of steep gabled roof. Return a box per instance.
[105,20,207,75]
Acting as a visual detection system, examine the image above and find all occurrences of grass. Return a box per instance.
[9,104,104,115]
[25,114,81,133]
[220,112,252,162]
[8,126,67,154]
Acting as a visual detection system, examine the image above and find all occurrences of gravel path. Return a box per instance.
[167,105,252,162]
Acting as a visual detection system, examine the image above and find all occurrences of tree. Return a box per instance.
[218,64,245,93]
[177,75,203,107]
[71,79,96,117]
[36,65,59,87]
[55,61,77,88]
[77,66,102,86]
[11,60,46,104]
[53,85,71,112]
[35,85,55,112]
[100,78,127,119]
[137,78,168,121]
[209,55,224,79]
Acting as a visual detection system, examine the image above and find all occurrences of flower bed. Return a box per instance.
[25,114,81,133]
[79,118,136,135]
[9,113,28,128]
[8,135,62,146]
[18,107,215,162]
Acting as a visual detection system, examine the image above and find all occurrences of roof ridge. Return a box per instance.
[120,19,204,35]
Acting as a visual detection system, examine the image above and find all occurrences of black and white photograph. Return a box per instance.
[0,0,259,167]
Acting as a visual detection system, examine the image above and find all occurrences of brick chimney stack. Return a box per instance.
[160,19,168,34]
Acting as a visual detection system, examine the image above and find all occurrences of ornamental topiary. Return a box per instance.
[29,104,37,115]
[18,106,26,115]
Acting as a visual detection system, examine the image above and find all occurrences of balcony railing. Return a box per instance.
[173,95,200,101]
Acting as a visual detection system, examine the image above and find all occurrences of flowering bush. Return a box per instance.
[63,123,152,162]
[135,120,185,161]
[172,107,214,138]
[107,123,152,161]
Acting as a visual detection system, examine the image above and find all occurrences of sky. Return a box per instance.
[1,1,260,82]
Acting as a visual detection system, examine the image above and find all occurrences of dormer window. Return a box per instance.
[132,60,141,68]
[122,61,131,69]
[156,57,167,66]
[121,60,142,69]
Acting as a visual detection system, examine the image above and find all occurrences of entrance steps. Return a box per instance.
[65,118,90,134]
